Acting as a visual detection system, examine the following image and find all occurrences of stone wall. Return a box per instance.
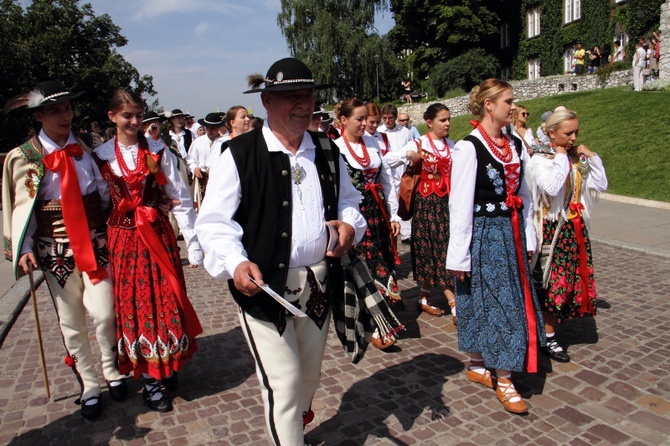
[400,70,632,120]
[660,0,669,81]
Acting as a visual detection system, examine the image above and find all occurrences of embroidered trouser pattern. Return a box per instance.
[239,261,330,446]
[36,233,122,401]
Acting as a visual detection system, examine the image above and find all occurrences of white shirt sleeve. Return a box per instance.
[335,155,367,243]
[446,139,477,272]
[519,147,537,253]
[195,149,248,281]
[534,153,571,197]
[586,154,608,192]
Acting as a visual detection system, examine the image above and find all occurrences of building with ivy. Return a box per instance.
[493,0,664,80]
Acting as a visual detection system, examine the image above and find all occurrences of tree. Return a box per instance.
[387,0,499,81]
[429,48,499,97]
[0,0,155,150]
[277,0,403,103]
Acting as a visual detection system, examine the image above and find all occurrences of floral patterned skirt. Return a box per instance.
[455,215,545,372]
[541,218,597,323]
[411,193,453,288]
[108,214,197,380]
[354,190,400,303]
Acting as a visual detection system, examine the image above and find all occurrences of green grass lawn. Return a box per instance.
[415,87,670,202]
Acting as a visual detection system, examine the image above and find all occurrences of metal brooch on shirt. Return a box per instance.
[292,163,306,204]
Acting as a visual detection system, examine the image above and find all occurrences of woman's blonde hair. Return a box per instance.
[467,78,512,118]
[545,109,578,135]
[512,105,528,129]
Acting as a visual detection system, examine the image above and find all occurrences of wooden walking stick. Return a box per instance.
[28,265,51,398]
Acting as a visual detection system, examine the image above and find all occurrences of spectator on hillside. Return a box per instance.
[587,46,601,73]
[536,111,552,146]
[574,43,586,75]
[633,41,646,91]
[402,79,413,103]
[610,40,625,63]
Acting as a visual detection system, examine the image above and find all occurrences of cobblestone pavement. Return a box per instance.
[1,241,669,446]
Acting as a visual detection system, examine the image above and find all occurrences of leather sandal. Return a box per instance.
[466,368,496,389]
[496,377,528,414]
[417,301,444,316]
[370,333,396,350]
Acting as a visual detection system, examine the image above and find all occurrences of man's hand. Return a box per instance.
[194,167,204,179]
[158,197,180,216]
[326,220,355,258]
[19,252,38,275]
[233,261,264,296]
[391,221,400,237]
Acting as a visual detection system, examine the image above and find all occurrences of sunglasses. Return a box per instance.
[398,119,409,122]
[521,112,529,117]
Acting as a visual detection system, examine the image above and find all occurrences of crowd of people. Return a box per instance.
[2,57,608,445]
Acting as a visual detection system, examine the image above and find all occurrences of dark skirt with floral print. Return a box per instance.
[411,193,453,288]
[541,218,597,323]
[455,215,546,372]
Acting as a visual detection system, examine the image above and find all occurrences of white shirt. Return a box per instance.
[93,138,203,264]
[21,130,109,255]
[446,130,536,272]
[334,135,399,222]
[526,152,608,224]
[169,129,195,159]
[195,123,367,281]
[633,47,647,68]
[186,134,224,174]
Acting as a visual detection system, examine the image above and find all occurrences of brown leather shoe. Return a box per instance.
[496,377,528,414]
[370,334,396,350]
[466,368,496,389]
[417,302,444,316]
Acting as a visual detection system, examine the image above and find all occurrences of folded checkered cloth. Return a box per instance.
[332,253,404,364]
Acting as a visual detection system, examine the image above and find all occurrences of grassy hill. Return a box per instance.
[417,87,670,202]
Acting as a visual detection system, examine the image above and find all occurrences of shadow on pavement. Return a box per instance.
[311,353,464,445]
[8,327,254,446]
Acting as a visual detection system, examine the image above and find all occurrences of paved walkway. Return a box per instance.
[0,196,669,445]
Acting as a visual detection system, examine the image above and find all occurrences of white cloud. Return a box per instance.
[194,22,209,37]
[132,0,251,20]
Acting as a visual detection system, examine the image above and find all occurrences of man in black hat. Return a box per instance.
[167,108,194,160]
[2,81,127,420]
[186,112,225,209]
[196,58,366,445]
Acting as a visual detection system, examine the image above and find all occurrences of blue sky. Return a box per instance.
[83,0,395,119]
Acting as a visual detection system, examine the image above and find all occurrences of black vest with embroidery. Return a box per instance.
[464,134,524,217]
[227,128,342,331]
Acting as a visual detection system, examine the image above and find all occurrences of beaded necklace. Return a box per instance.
[476,123,513,163]
[426,135,451,161]
[114,138,148,198]
[343,135,371,168]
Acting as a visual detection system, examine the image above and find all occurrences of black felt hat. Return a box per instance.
[198,112,225,127]
[3,81,84,114]
[243,58,334,94]
[143,111,166,124]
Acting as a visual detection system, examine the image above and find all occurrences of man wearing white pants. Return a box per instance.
[196,58,366,446]
[633,41,646,91]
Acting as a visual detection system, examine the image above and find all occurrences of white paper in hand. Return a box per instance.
[246,275,307,317]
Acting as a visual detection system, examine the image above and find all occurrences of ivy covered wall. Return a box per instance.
[512,0,663,79]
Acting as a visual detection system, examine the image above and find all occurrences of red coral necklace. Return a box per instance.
[114,138,148,190]
[343,135,371,168]
[476,123,513,163]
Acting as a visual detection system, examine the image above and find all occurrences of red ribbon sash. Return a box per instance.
[505,193,539,373]
[42,144,108,284]
[568,202,594,315]
[120,198,202,340]
[365,182,401,265]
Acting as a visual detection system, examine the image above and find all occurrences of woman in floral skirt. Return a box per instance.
[526,109,608,363]
[334,98,402,349]
[94,89,203,412]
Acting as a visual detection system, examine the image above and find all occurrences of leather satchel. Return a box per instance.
[397,159,422,221]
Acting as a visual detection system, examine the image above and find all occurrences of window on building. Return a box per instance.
[500,22,510,48]
[614,32,629,48]
[527,58,540,80]
[564,0,581,24]
[527,7,541,38]
[564,48,575,74]
[500,66,511,81]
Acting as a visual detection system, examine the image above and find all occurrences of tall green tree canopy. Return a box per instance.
[0,0,155,150]
[387,0,499,82]
[277,0,404,103]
